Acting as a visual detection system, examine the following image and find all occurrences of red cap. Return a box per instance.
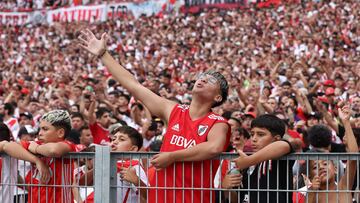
[245,112,257,118]
[325,87,335,96]
[323,80,335,87]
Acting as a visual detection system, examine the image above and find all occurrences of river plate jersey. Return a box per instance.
[149,104,231,203]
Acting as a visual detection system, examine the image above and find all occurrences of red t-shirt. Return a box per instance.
[89,122,110,145]
[148,104,231,203]
[20,140,76,203]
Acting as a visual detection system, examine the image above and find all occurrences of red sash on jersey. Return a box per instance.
[148,104,231,203]
[85,160,141,203]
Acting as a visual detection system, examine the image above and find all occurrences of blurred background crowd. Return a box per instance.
[0,0,359,152]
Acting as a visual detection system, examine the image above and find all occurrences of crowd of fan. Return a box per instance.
[0,0,359,202]
[0,0,91,11]
[0,0,359,144]
[0,0,145,11]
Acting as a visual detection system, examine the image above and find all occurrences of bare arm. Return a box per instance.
[88,95,97,125]
[233,140,292,170]
[28,142,72,158]
[78,30,176,122]
[338,105,358,190]
[150,123,229,169]
[172,123,229,162]
[3,142,51,183]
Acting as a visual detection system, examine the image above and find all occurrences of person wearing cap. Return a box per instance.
[241,112,256,131]
[17,125,36,141]
[305,111,322,128]
[2,110,77,203]
[19,112,33,126]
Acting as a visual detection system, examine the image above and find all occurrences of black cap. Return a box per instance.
[20,112,33,119]
[306,111,322,120]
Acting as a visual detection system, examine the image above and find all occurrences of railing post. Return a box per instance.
[109,152,118,203]
[94,145,111,203]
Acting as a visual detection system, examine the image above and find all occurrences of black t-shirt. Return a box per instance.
[240,140,295,203]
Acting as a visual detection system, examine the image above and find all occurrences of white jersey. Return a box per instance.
[116,160,148,203]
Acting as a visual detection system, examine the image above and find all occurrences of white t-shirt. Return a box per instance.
[116,160,148,203]
[0,155,18,203]
[73,165,94,201]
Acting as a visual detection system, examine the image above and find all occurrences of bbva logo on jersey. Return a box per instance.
[198,125,208,136]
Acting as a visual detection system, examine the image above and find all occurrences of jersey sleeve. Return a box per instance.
[61,140,77,152]
[19,140,30,150]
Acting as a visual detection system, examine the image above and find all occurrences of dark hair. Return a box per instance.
[221,111,233,120]
[113,126,143,150]
[66,129,81,144]
[79,125,90,135]
[4,103,14,115]
[0,123,12,141]
[307,124,332,148]
[281,81,291,87]
[81,145,96,152]
[203,70,229,107]
[251,114,286,138]
[108,91,120,97]
[71,104,80,112]
[119,93,131,103]
[96,107,110,119]
[229,117,242,126]
[108,79,117,87]
[71,112,84,120]
[235,127,250,139]
[74,85,83,90]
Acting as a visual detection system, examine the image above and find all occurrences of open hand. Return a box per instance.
[78,29,108,56]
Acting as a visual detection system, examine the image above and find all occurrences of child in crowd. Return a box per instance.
[82,126,148,203]
[300,104,357,203]
[3,110,77,203]
[232,114,295,202]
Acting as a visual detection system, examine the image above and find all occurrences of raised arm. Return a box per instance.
[150,122,229,169]
[78,29,176,121]
[338,104,358,190]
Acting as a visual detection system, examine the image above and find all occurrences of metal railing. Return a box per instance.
[1,146,359,203]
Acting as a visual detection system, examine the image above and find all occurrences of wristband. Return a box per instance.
[98,49,107,59]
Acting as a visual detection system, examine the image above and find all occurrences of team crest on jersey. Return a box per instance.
[177,104,189,112]
[198,125,208,136]
[172,123,180,131]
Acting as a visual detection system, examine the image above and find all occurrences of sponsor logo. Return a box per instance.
[198,125,208,136]
[170,135,196,149]
[171,123,180,131]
